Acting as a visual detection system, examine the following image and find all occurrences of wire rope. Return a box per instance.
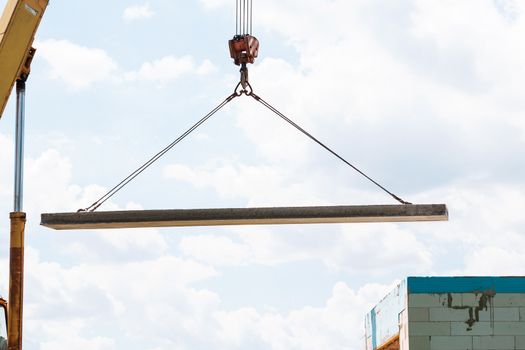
[246,0,248,34]
[248,91,411,205]
[79,92,239,212]
[80,0,409,211]
[249,0,253,34]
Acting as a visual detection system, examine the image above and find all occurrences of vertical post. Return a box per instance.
[7,213,25,350]
[8,78,27,350]
[13,79,25,212]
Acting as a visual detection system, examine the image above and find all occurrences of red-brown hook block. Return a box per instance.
[229,35,259,66]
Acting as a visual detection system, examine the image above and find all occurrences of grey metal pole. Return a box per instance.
[9,78,27,350]
[13,79,25,212]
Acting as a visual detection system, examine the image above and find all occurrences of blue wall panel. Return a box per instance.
[364,276,525,349]
[407,276,525,294]
[365,279,406,349]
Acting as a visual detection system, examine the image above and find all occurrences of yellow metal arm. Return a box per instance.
[0,0,48,118]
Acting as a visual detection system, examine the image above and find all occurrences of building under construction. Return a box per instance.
[365,277,525,350]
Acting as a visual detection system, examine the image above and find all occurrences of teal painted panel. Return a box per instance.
[408,277,525,294]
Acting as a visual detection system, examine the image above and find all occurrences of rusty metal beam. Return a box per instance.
[8,212,25,350]
[40,204,448,230]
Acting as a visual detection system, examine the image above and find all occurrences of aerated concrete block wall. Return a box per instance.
[406,277,525,350]
[365,277,525,350]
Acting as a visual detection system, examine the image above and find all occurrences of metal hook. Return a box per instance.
[240,63,249,89]
[234,63,254,96]
[234,81,253,96]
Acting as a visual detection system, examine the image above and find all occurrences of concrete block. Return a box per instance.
[478,308,520,322]
[462,293,483,306]
[410,294,449,308]
[409,308,430,322]
[400,309,409,350]
[430,308,471,322]
[409,322,451,336]
[451,322,493,336]
[430,336,472,349]
[516,336,525,349]
[472,336,514,349]
[449,293,463,307]
[493,322,525,335]
[493,294,525,307]
[409,336,431,350]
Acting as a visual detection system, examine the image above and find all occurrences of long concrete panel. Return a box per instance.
[40,204,448,230]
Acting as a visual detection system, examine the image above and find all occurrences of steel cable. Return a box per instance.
[80,75,409,211]
[249,92,412,205]
[248,0,253,35]
[236,0,253,36]
[80,92,239,212]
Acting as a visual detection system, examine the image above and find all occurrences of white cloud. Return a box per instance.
[124,56,216,84]
[40,336,116,350]
[122,3,154,21]
[26,250,391,350]
[458,246,525,276]
[36,39,118,89]
[23,148,110,218]
[412,181,525,246]
[234,58,316,163]
[11,1,525,349]
[0,133,13,196]
[195,59,216,75]
[179,227,313,267]
[180,235,251,266]
[23,248,220,349]
[178,222,432,276]
[163,161,299,204]
[162,156,405,209]
[198,0,525,173]
[0,134,170,265]
[97,228,168,255]
[22,239,394,350]
[326,224,432,274]
[36,39,215,89]
[199,0,230,10]
[213,281,395,350]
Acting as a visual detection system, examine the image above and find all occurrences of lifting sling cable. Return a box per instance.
[79,0,410,212]
[247,90,411,205]
[228,0,409,205]
[79,92,239,212]
[80,82,410,213]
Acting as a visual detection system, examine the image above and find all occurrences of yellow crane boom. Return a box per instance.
[0,0,48,118]
[0,2,48,350]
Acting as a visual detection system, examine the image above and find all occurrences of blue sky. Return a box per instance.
[0,0,525,349]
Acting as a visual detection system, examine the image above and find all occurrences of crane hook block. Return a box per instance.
[229,35,259,66]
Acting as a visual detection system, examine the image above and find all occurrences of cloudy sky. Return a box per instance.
[0,0,524,349]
